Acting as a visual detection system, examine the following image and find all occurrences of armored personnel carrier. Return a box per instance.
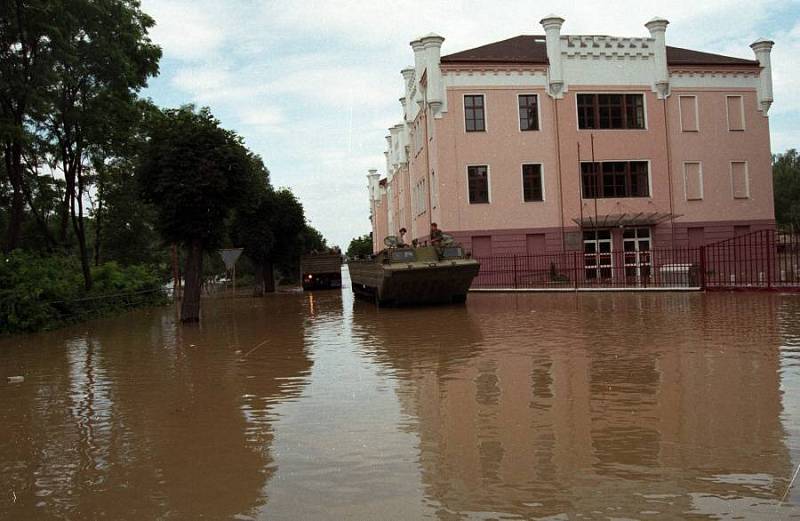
[300,251,343,290]
[349,235,480,306]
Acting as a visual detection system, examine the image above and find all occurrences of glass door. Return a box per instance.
[584,230,612,281]
[623,227,651,284]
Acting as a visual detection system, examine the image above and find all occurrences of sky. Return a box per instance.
[139,0,800,249]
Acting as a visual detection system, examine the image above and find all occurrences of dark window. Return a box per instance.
[522,164,543,202]
[464,95,485,132]
[577,94,645,129]
[518,94,539,131]
[468,165,489,203]
[581,161,650,198]
[441,246,464,259]
[391,249,416,262]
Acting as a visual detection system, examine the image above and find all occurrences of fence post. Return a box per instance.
[573,251,579,290]
[767,229,773,289]
[699,246,707,290]
[513,256,518,289]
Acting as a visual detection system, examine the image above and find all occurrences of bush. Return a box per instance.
[0,251,167,334]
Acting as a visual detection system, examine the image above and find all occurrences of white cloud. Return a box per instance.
[142,0,227,61]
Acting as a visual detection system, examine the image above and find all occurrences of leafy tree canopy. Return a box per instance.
[347,233,372,258]
[138,106,251,250]
[774,149,800,232]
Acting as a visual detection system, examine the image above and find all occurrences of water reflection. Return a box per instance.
[0,295,312,520]
[357,292,798,519]
[1,288,799,520]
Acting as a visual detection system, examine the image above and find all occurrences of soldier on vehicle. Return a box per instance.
[430,223,444,247]
[398,227,408,247]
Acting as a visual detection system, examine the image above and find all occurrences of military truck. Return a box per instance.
[349,236,480,306]
[300,252,343,290]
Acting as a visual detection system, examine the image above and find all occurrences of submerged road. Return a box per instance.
[1,269,799,520]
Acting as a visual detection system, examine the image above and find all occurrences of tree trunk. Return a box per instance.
[94,195,102,266]
[70,162,92,291]
[253,262,265,297]
[264,261,276,293]
[170,243,181,299]
[181,239,204,322]
[4,140,25,252]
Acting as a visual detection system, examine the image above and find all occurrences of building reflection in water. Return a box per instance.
[357,292,797,519]
[0,294,313,520]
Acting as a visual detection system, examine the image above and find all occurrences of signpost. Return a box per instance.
[218,248,244,295]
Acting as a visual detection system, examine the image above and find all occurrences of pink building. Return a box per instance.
[367,16,776,262]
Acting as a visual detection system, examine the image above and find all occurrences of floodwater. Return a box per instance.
[2,270,800,521]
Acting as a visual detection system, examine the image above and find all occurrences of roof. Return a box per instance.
[440,35,759,67]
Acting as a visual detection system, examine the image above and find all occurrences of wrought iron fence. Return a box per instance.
[704,229,800,289]
[473,248,701,290]
[470,230,800,291]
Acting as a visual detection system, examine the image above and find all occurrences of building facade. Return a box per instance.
[367,16,775,259]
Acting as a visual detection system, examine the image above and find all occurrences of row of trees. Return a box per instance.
[773,149,800,232]
[1,0,327,327]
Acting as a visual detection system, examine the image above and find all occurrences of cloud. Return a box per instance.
[142,0,227,61]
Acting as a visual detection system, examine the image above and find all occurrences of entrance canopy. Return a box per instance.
[572,212,680,229]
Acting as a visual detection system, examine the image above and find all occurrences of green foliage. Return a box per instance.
[347,234,373,258]
[302,225,328,253]
[94,156,164,265]
[138,106,252,250]
[773,149,800,231]
[0,251,165,334]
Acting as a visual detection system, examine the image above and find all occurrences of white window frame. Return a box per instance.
[466,163,491,204]
[517,93,541,132]
[682,161,704,201]
[726,95,746,131]
[678,95,699,132]
[520,162,545,203]
[578,159,653,199]
[574,92,649,131]
[730,161,750,199]
[463,93,487,133]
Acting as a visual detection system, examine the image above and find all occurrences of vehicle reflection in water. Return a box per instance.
[353,291,800,520]
[1,274,799,520]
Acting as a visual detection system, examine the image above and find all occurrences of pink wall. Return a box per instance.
[419,83,773,253]
[668,88,774,224]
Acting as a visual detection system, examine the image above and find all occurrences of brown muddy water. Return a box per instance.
[2,270,800,520]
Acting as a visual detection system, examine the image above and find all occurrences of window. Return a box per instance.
[577,93,645,129]
[464,95,485,132]
[683,162,703,200]
[726,95,745,131]
[467,165,489,203]
[522,164,543,202]
[679,96,698,132]
[518,94,539,131]
[731,161,749,199]
[581,161,649,198]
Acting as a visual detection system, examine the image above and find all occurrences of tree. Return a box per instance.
[0,0,58,252]
[231,155,275,296]
[301,225,327,253]
[347,233,373,258]
[773,149,800,232]
[138,106,251,322]
[41,0,161,290]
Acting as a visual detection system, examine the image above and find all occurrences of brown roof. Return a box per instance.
[440,35,758,67]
